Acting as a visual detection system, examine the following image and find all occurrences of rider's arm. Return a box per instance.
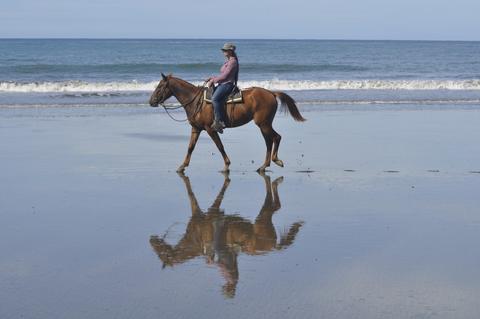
[212,58,238,84]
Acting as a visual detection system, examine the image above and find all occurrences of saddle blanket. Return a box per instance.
[204,87,243,104]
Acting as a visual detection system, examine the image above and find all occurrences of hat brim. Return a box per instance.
[221,48,234,52]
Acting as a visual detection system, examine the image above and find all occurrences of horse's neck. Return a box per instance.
[170,78,200,112]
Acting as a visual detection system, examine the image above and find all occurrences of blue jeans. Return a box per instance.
[212,82,234,122]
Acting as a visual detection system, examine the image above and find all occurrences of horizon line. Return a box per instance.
[1,37,480,42]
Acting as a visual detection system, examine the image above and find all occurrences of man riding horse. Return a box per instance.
[149,43,305,173]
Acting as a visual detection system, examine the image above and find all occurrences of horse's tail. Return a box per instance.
[273,92,306,122]
[276,221,304,250]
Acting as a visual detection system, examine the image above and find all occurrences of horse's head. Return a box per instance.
[149,73,174,107]
[149,235,176,268]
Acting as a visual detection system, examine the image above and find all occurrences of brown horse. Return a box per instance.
[149,172,303,298]
[149,73,305,172]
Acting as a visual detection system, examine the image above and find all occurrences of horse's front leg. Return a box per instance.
[206,128,231,172]
[177,127,201,173]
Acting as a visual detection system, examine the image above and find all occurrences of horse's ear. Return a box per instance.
[161,73,167,80]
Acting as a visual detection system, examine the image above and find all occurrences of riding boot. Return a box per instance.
[211,119,225,134]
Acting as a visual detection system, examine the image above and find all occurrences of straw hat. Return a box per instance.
[221,43,236,52]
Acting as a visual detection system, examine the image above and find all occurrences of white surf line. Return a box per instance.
[2,79,480,93]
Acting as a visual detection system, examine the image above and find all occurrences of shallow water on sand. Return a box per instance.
[1,107,480,318]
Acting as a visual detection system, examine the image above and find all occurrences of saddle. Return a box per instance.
[204,85,243,104]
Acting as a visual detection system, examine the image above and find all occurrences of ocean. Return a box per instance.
[1,39,480,109]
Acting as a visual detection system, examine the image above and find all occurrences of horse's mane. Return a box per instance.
[170,76,201,89]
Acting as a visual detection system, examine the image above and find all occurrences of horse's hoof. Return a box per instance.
[257,166,266,173]
[176,166,185,173]
[273,176,284,184]
[273,159,284,167]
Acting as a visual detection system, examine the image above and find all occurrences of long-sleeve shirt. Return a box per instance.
[212,57,238,84]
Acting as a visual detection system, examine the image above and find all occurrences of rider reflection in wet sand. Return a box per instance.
[149,173,304,298]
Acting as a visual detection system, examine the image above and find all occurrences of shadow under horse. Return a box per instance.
[150,172,304,298]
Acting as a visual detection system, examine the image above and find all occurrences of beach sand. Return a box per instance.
[1,105,480,318]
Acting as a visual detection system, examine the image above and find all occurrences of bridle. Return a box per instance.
[158,79,206,123]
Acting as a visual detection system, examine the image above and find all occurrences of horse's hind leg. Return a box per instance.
[257,124,274,172]
[271,128,284,167]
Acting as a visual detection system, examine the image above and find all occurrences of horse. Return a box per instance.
[149,172,304,298]
[149,73,306,172]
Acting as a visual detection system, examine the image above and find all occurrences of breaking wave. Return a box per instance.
[2,79,480,93]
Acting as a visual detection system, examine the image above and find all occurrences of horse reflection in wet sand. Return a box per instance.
[150,173,303,298]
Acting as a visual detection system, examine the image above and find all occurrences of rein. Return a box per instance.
[160,81,206,123]
[161,103,188,122]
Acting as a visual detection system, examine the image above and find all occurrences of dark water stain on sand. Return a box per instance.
[384,170,400,173]
[296,170,315,173]
[344,169,356,172]
[470,170,480,174]
[427,169,440,173]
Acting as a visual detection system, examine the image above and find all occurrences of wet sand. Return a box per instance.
[1,105,480,318]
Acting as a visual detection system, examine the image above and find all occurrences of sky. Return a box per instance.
[1,0,480,40]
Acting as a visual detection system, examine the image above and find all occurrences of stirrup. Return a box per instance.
[211,120,225,134]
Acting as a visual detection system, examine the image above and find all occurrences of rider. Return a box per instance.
[206,43,239,133]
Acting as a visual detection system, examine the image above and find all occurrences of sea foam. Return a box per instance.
[1,79,480,93]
